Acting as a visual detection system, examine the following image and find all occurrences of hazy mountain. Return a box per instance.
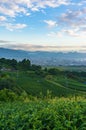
[0,48,28,60]
[0,47,86,66]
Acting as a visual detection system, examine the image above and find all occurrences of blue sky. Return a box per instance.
[0,0,86,51]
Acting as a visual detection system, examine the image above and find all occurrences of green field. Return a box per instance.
[13,70,86,97]
[0,58,86,98]
[48,66,86,72]
[0,65,86,130]
[0,97,86,130]
[1,67,86,98]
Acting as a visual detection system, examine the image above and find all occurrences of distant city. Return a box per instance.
[0,47,86,66]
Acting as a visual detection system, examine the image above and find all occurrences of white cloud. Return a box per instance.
[1,23,27,31]
[61,7,86,26]
[0,0,85,34]
[0,0,70,18]
[56,7,86,37]
[0,0,69,30]
[1,43,86,52]
[72,0,86,6]
[26,13,31,16]
[63,29,79,37]
[37,0,70,8]
[31,7,39,12]
[48,28,86,38]
[0,2,27,17]
[44,20,57,28]
[0,16,7,21]
[48,31,62,37]
[0,40,11,43]
[0,6,15,17]
[41,10,46,15]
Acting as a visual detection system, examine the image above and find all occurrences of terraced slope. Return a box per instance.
[12,71,86,97]
[1,70,86,97]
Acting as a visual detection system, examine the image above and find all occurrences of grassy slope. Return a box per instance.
[0,67,86,129]
[51,75,86,92]
[8,70,86,97]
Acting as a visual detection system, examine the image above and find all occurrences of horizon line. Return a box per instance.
[0,45,86,53]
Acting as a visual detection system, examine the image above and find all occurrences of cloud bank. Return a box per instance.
[0,0,72,31]
[0,42,86,52]
[0,0,86,38]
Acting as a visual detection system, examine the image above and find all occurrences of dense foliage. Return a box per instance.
[0,58,86,98]
[0,58,86,129]
[0,58,41,71]
[0,97,86,130]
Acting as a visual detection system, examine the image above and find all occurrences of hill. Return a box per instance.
[0,47,28,60]
[0,69,86,98]
[0,47,86,66]
[0,58,86,98]
[0,59,86,130]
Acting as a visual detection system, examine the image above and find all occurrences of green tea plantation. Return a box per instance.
[0,97,86,130]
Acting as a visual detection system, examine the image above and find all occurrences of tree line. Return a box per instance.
[0,58,86,77]
[0,58,41,71]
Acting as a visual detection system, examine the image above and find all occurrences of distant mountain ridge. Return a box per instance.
[0,47,86,66]
[0,47,30,61]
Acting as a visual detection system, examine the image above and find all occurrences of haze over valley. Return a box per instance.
[0,47,86,66]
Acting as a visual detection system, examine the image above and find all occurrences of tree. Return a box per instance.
[18,59,31,70]
[48,68,58,75]
[10,59,18,70]
[0,73,17,91]
[0,88,18,101]
[31,64,41,71]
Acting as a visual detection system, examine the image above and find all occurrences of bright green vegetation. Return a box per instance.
[16,71,86,97]
[54,66,86,72]
[0,58,86,98]
[0,58,86,129]
[0,97,86,130]
[0,68,86,99]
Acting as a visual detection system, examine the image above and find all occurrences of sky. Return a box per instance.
[0,0,86,51]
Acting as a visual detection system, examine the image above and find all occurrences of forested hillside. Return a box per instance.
[0,58,86,129]
[0,58,86,100]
